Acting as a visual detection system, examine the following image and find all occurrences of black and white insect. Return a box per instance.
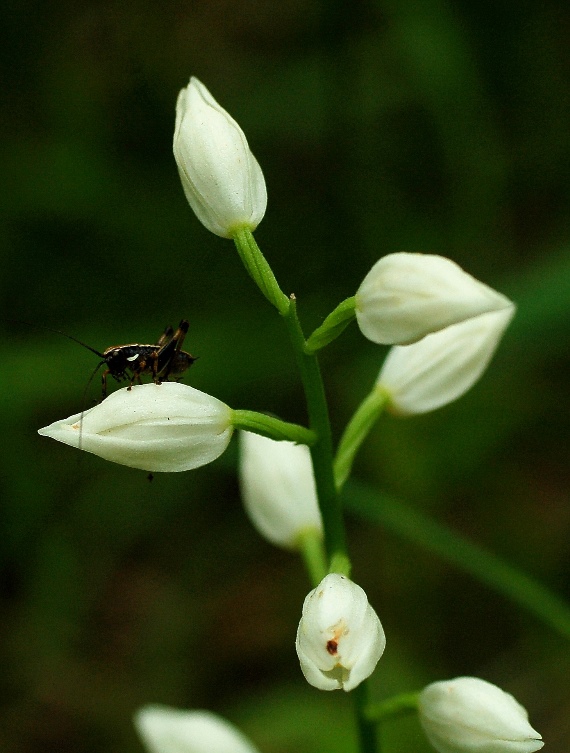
[23,319,197,399]
[96,319,197,398]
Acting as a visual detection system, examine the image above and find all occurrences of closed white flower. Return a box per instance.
[418,677,544,753]
[239,431,323,549]
[174,77,267,238]
[295,573,386,692]
[355,253,513,345]
[377,305,515,415]
[38,382,233,472]
[135,705,261,753]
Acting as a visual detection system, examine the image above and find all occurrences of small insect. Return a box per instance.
[97,319,197,398]
[14,319,197,399]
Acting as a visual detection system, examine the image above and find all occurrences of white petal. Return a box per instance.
[295,574,386,692]
[377,305,515,415]
[341,606,386,692]
[295,632,342,690]
[355,253,513,345]
[239,431,323,548]
[38,382,233,472]
[173,77,267,238]
[419,677,544,753]
[135,705,261,753]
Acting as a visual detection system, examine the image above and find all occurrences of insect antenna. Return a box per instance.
[6,319,106,358]
[77,359,107,451]
[6,320,109,451]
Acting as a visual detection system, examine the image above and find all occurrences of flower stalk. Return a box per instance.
[297,528,328,586]
[334,386,390,491]
[231,226,349,572]
[283,296,349,572]
[354,682,380,753]
[305,296,356,353]
[364,691,420,722]
[232,410,315,445]
[232,227,290,315]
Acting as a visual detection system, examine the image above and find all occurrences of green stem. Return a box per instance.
[305,296,356,353]
[365,692,419,723]
[296,528,328,586]
[231,228,349,573]
[345,480,570,641]
[232,227,290,315]
[283,297,349,574]
[232,410,316,445]
[334,387,389,491]
[354,681,379,753]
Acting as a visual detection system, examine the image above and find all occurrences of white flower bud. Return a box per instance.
[377,305,515,415]
[239,431,323,549]
[38,382,233,472]
[135,705,261,753]
[355,253,513,345]
[295,573,386,692]
[418,677,544,753]
[173,77,267,238]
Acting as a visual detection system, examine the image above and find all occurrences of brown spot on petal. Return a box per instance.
[326,639,338,655]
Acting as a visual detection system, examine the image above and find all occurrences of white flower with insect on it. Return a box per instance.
[38,382,233,472]
[173,77,267,238]
[376,305,515,415]
[418,677,544,753]
[295,573,386,692]
[355,252,513,345]
[135,705,261,753]
[239,431,323,549]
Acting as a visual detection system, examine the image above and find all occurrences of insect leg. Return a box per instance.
[101,369,110,399]
[150,351,161,385]
[127,357,149,390]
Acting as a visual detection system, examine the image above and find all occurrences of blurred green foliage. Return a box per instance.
[1,0,570,751]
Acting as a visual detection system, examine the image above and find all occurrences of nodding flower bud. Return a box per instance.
[295,573,386,692]
[134,705,261,753]
[38,383,233,472]
[239,431,323,549]
[418,677,544,753]
[355,252,513,346]
[377,305,515,415]
[173,77,267,238]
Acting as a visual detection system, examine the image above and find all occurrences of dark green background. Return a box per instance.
[1,1,569,751]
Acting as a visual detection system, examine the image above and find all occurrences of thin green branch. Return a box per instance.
[334,388,389,491]
[232,227,290,315]
[283,296,349,572]
[297,528,328,586]
[365,692,419,723]
[305,296,356,353]
[232,410,316,445]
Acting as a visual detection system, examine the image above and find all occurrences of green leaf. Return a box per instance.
[344,480,570,640]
